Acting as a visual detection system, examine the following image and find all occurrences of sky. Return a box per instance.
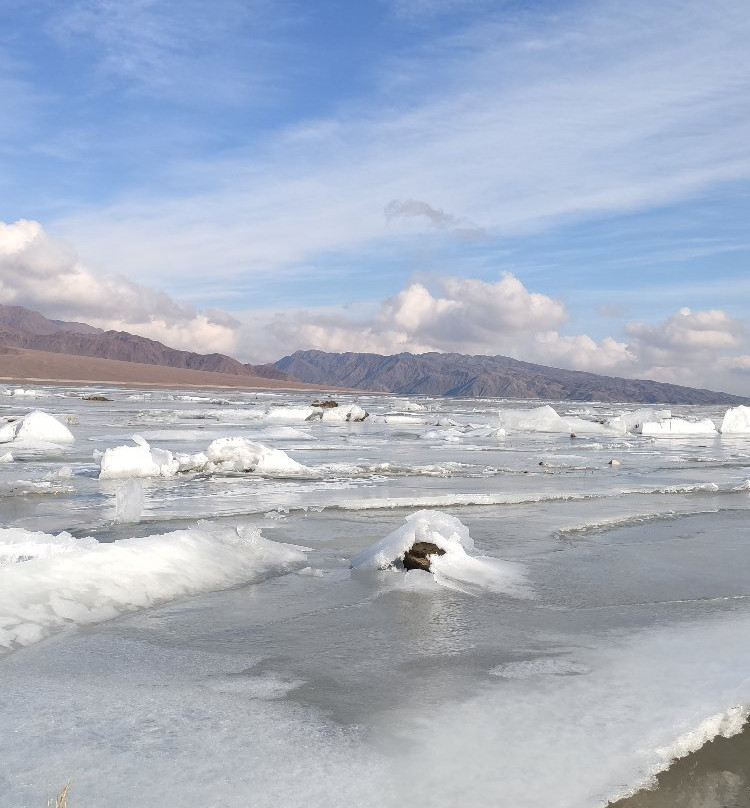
[1,0,750,394]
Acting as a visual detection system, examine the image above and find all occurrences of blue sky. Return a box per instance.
[1,0,750,393]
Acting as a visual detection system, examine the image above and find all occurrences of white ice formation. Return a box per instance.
[99,436,309,479]
[351,510,529,596]
[0,524,307,652]
[720,405,750,434]
[0,411,75,445]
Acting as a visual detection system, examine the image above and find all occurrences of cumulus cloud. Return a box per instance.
[0,219,239,354]
[246,275,750,394]
[254,272,634,375]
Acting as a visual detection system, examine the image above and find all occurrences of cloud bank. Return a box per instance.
[0,220,239,354]
[1,219,748,396]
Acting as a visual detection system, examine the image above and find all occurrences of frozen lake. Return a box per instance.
[1,386,750,807]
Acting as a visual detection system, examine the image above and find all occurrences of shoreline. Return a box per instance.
[609,719,750,807]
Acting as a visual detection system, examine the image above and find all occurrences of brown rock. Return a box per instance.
[402,541,446,572]
[312,399,339,408]
[82,394,112,402]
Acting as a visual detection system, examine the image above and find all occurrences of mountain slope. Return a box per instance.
[0,305,290,381]
[275,350,747,404]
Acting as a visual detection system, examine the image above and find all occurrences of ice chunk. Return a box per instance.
[204,437,309,475]
[640,418,717,436]
[0,524,308,652]
[0,452,12,463]
[607,408,671,434]
[114,478,144,523]
[319,404,368,422]
[497,405,613,435]
[0,528,98,566]
[351,510,528,596]
[720,405,750,434]
[0,411,75,445]
[99,435,179,479]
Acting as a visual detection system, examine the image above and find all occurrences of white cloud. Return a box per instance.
[242,274,750,395]
[0,219,239,354]
[250,272,634,372]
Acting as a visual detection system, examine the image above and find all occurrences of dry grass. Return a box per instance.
[49,780,71,808]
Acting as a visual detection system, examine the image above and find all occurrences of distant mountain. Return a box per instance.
[275,350,747,405]
[0,304,291,381]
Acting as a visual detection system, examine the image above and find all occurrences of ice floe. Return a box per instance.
[0,524,307,652]
[640,417,718,437]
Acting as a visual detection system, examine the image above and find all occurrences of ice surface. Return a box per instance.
[0,524,307,652]
[640,417,718,436]
[0,410,75,445]
[720,405,750,434]
[351,510,528,595]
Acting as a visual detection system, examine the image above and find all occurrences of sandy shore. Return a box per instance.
[608,720,750,807]
[0,347,333,392]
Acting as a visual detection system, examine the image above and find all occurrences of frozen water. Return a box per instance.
[1,388,750,807]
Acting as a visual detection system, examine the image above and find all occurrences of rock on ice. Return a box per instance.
[351,510,529,596]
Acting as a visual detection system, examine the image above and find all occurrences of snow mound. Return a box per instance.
[0,411,75,445]
[720,405,750,434]
[0,524,308,652]
[351,510,529,596]
[0,528,98,566]
[640,418,717,437]
[99,435,179,479]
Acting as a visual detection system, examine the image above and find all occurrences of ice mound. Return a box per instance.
[100,436,309,478]
[99,435,179,479]
[0,451,12,462]
[351,510,529,596]
[497,405,612,435]
[607,408,671,434]
[720,405,750,434]
[318,404,368,422]
[0,528,98,566]
[201,437,309,475]
[0,524,308,652]
[640,417,717,436]
[0,411,75,445]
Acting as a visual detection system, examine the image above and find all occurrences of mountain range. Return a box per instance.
[0,304,746,403]
[0,305,290,381]
[275,349,748,405]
